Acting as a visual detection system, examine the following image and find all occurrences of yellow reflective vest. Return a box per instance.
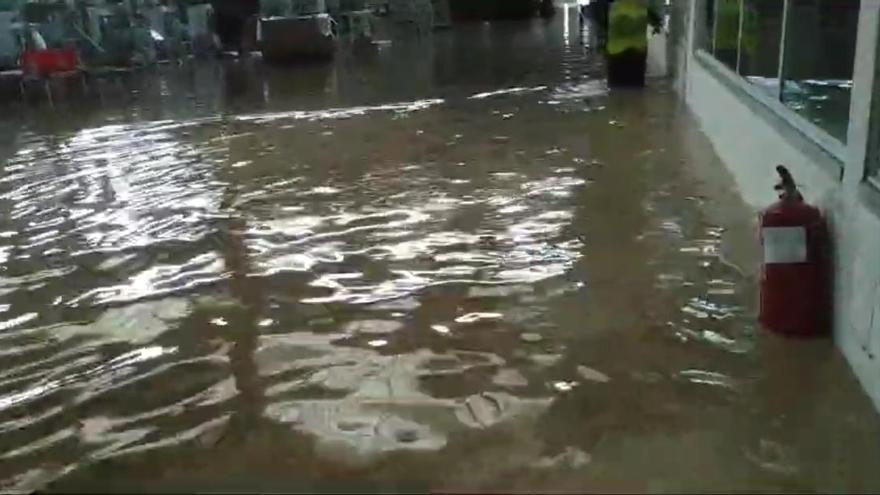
[608,0,649,56]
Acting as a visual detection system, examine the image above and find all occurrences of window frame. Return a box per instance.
[775,0,790,102]
[698,0,857,164]
[867,17,880,187]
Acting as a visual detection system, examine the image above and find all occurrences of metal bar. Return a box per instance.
[776,0,791,102]
[735,0,744,73]
[703,0,718,55]
[712,0,719,54]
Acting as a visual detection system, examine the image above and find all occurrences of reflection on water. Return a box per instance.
[782,78,852,142]
[1,5,880,493]
[746,76,853,143]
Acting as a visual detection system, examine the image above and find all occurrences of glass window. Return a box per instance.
[870,157,880,183]
[713,0,740,70]
[871,23,880,184]
[701,0,860,144]
[869,115,880,180]
[702,0,715,50]
[781,0,860,143]
[739,0,784,97]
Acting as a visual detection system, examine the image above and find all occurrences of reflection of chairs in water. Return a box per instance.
[19,48,88,104]
[388,0,433,34]
[260,15,337,62]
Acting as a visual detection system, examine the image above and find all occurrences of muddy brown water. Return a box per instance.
[1,6,879,493]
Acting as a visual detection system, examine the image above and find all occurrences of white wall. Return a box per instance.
[684,57,840,208]
[836,199,880,408]
[678,0,880,411]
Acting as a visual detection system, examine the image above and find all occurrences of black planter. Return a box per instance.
[449,0,540,20]
[210,0,259,49]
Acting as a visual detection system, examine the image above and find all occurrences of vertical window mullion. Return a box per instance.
[713,0,720,53]
[776,0,791,102]
[736,0,745,73]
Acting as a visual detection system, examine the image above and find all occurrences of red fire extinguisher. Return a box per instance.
[759,165,831,337]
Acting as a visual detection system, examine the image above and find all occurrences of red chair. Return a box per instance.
[18,47,83,103]
[20,48,79,77]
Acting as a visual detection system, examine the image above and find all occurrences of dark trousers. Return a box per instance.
[607,49,647,87]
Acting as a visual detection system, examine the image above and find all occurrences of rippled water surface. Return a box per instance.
[1,6,880,493]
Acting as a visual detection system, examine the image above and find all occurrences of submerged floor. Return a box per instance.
[1,7,880,493]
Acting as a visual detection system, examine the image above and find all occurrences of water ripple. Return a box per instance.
[0,88,588,488]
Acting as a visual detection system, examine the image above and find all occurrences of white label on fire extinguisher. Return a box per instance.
[762,226,807,264]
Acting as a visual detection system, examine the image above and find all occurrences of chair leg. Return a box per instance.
[45,80,53,107]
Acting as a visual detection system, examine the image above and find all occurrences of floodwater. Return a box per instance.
[2,5,880,493]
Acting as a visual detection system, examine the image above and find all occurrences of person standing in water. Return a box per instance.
[605,0,663,87]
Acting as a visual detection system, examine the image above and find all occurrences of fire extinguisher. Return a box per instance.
[759,165,831,337]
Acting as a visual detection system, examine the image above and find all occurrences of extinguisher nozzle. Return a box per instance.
[775,165,802,201]
[776,165,794,184]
